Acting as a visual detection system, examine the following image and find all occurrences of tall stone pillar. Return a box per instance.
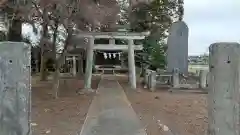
[72,55,77,77]
[84,37,94,89]
[208,42,240,135]
[128,39,137,89]
[0,42,31,135]
[167,21,189,74]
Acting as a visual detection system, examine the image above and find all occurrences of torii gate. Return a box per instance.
[75,32,149,89]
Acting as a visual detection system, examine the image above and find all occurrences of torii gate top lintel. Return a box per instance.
[74,31,150,51]
[74,31,150,40]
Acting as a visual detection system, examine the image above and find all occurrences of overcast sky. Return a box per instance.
[184,0,240,55]
[23,0,240,55]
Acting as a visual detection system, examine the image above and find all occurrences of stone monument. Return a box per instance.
[167,21,189,74]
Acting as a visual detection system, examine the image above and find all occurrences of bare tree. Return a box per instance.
[50,0,79,98]
[49,0,121,98]
[74,0,120,31]
[3,0,121,98]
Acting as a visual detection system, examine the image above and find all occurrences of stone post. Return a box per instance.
[128,39,137,89]
[196,70,200,76]
[143,69,150,88]
[120,53,125,68]
[199,70,208,89]
[208,42,240,135]
[84,37,94,89]
[109,38,115,45]
[72,55,77,77]
[148,71,157,92]
[172,68,180,88]
[0,42,31,135]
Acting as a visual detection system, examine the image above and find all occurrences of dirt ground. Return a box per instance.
[31,75,100,135]
[31,74,208,135]
[118,76,208,135]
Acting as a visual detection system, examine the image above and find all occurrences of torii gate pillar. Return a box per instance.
[75,32,149,90]
[128,39,137,89]
[84,37,94,89]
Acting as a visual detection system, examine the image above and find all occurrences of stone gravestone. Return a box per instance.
[0,42,31,135]
[167,21,189,74]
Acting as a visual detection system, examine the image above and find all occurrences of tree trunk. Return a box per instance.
[53,69,60,98]
[0,10,7,41]
[52,20,60,98]
[39,21,48,81]
[35,55,39,72]
[78,56,84,76]
[140,63,144,77]
[40,51,47,80]
[53,27,73,98]
[8,18,22,41]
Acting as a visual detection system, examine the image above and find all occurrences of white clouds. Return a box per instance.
[184,0,240,55]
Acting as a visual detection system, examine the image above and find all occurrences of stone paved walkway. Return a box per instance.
[79,75,146,135]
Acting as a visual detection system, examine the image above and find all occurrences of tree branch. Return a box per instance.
[32,1,43,18]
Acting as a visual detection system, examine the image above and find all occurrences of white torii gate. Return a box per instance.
[75,32,149,90]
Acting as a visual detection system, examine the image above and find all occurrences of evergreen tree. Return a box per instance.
[130,0,184,70]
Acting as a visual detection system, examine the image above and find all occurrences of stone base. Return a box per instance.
[168,88,208,94]
[149,88,156,92]
[76,88,95,95]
